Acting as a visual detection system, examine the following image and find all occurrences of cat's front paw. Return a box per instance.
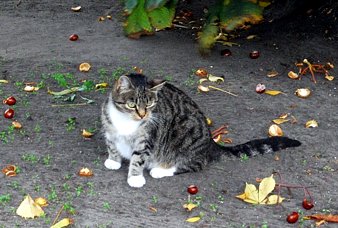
[150,167,176,179]
[127,175,146,188]
[104,159,121,170]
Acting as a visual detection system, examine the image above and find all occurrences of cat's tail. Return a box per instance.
[209,136,301,161]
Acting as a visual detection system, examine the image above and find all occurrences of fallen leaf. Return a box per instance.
[186,216,201,223]
[305,120,318,128]
[279,113,289,119]
[295,88,311,98]
[304,214,338,223]
[183,203,198,211]
[34,197,48,207]
[208,74,224,82]
[267,70,278,78]
[272,118,289,125]
[149,206,157,213]
[325,75,334,81]
[24,85,39,92]
[95,83,109,89]
[82,129,94,138]
[206,118,213,126]
[268,124,283,137]
[288,71,300,79]
[2,165,17,177]
[246,34,257,40]
[198,78,208,84]
[222,138,233,144]
[48,87,81,96]
[50,218,73,228]
[16,195,44,218]
[12,121,22,129]
[195,68,208,77]
[264,90,283,96]
[71,6,81,12]
[79,63,91,72]
[98,16,105,22]
[78,167,93,177]
[0,79,9,83]
[197,85,209,92]
[236,175,284,205]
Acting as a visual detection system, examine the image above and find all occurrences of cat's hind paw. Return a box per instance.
[104,159,121,170]
[150,167,176,179]
[127,175,146,188]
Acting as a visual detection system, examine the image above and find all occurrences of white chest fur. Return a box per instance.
[107,101,141,136]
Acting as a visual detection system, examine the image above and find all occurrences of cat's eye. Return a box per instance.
[126,102,136,109]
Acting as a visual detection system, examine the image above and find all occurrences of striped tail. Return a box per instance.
[209,136,301,161]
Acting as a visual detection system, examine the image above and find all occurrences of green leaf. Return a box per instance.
[125,0,138,14]
[145,0,168,11]
[148,6,174,29]
[198,21,219,54]
[124,0,153,36]
[219,0,263,31]
[80,80,95,91]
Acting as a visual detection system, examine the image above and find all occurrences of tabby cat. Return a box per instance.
[101,74,301,188]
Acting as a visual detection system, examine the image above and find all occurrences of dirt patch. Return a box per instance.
[0,0,337,227]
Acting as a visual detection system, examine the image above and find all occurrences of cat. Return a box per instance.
[101,73,301,188]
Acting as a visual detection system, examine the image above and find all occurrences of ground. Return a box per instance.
[0,0,337,227]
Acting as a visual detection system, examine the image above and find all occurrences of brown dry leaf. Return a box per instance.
[325,75,334,81]
[82,129,94,138]
[295,88,311,98]
[264,90,283,96]
[16,195,44,218]
[12,121,22,129]
[272,118,289,125]
[304,214,338,223]
[98,16,105,22]
[279,113,289,119]
[24,85,39,92]
[71,6,81,12]
[305,120,318,128]
[186,216,201,223]
[78,167,93,177]
[2,165,17,177]
[183,203,198,211]
[195,68,208,77]
[267,70,278,78]
[34,197,48,207]
[268,124,283,137]
[79,63,91,72]
[149,206,157,213]
[288,71,300,79]
[213,134,222,143]
[133,66,143,74]
[50,218,74,228]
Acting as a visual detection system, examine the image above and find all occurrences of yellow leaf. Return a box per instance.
[186,216,201,223]
[264,90,283,96]
[183,203,198,211]
[95,83,109,89]
[207,74,224,83]
[258,175,276,202]
[0,79,9,83]
[272,118,289,125]
[244,183,259,203]
[16,195,44,218]
[50,218,73,228]
[262,195,284,205]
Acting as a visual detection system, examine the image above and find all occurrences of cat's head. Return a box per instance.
[111,74,165,121]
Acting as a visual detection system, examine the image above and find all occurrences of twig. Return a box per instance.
[52,205,64,225]
[208,85,238,97]
[172,24,190,29]
[51,103,88,108]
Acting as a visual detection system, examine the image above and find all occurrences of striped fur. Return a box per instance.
[101,74,301,187]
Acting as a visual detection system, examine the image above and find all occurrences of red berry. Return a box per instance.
[3,96,16,106]
[302,198,314,210]
[4,108,15,119]
[249,50,260,59]
[187,185,198,195]
[221,49,232,57]
[69,34,79,41]
[255,83,266,94]
[286,212,299,224]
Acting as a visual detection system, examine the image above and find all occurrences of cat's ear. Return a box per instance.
[149,79,166,92]
[116,75,134,92]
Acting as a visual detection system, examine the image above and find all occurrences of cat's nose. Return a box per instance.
[138,109,146,119]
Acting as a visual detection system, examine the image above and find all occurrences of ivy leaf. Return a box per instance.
[148,3,176,30]
[80,80,95,92]
[125,0,138,13]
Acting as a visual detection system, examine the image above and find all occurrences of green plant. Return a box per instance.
[66,117,77,131]
[240,154,249,162]
[111,67,127,81]
[75,185,84,197]
[48,186,58,202]
[151,195,158,204]
[34,185,41,192]
[103,202,111,211]
[22,153,39,164]
[0,194,11,205]
[34,123,42,133]
[42,154,52,166]
[64,202,76,214]
[9,181,20,190]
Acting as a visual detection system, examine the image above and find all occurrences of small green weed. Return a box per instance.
[48,186,58,202]
[103,202,111,211]
[0,194,11,205]
[42,154,51,166]
[22,153,39,164]
[75,185,84,197]
[240,154,249,162]
[111,67,126,81]
[66,117,77,131]
[64,202,76,215]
